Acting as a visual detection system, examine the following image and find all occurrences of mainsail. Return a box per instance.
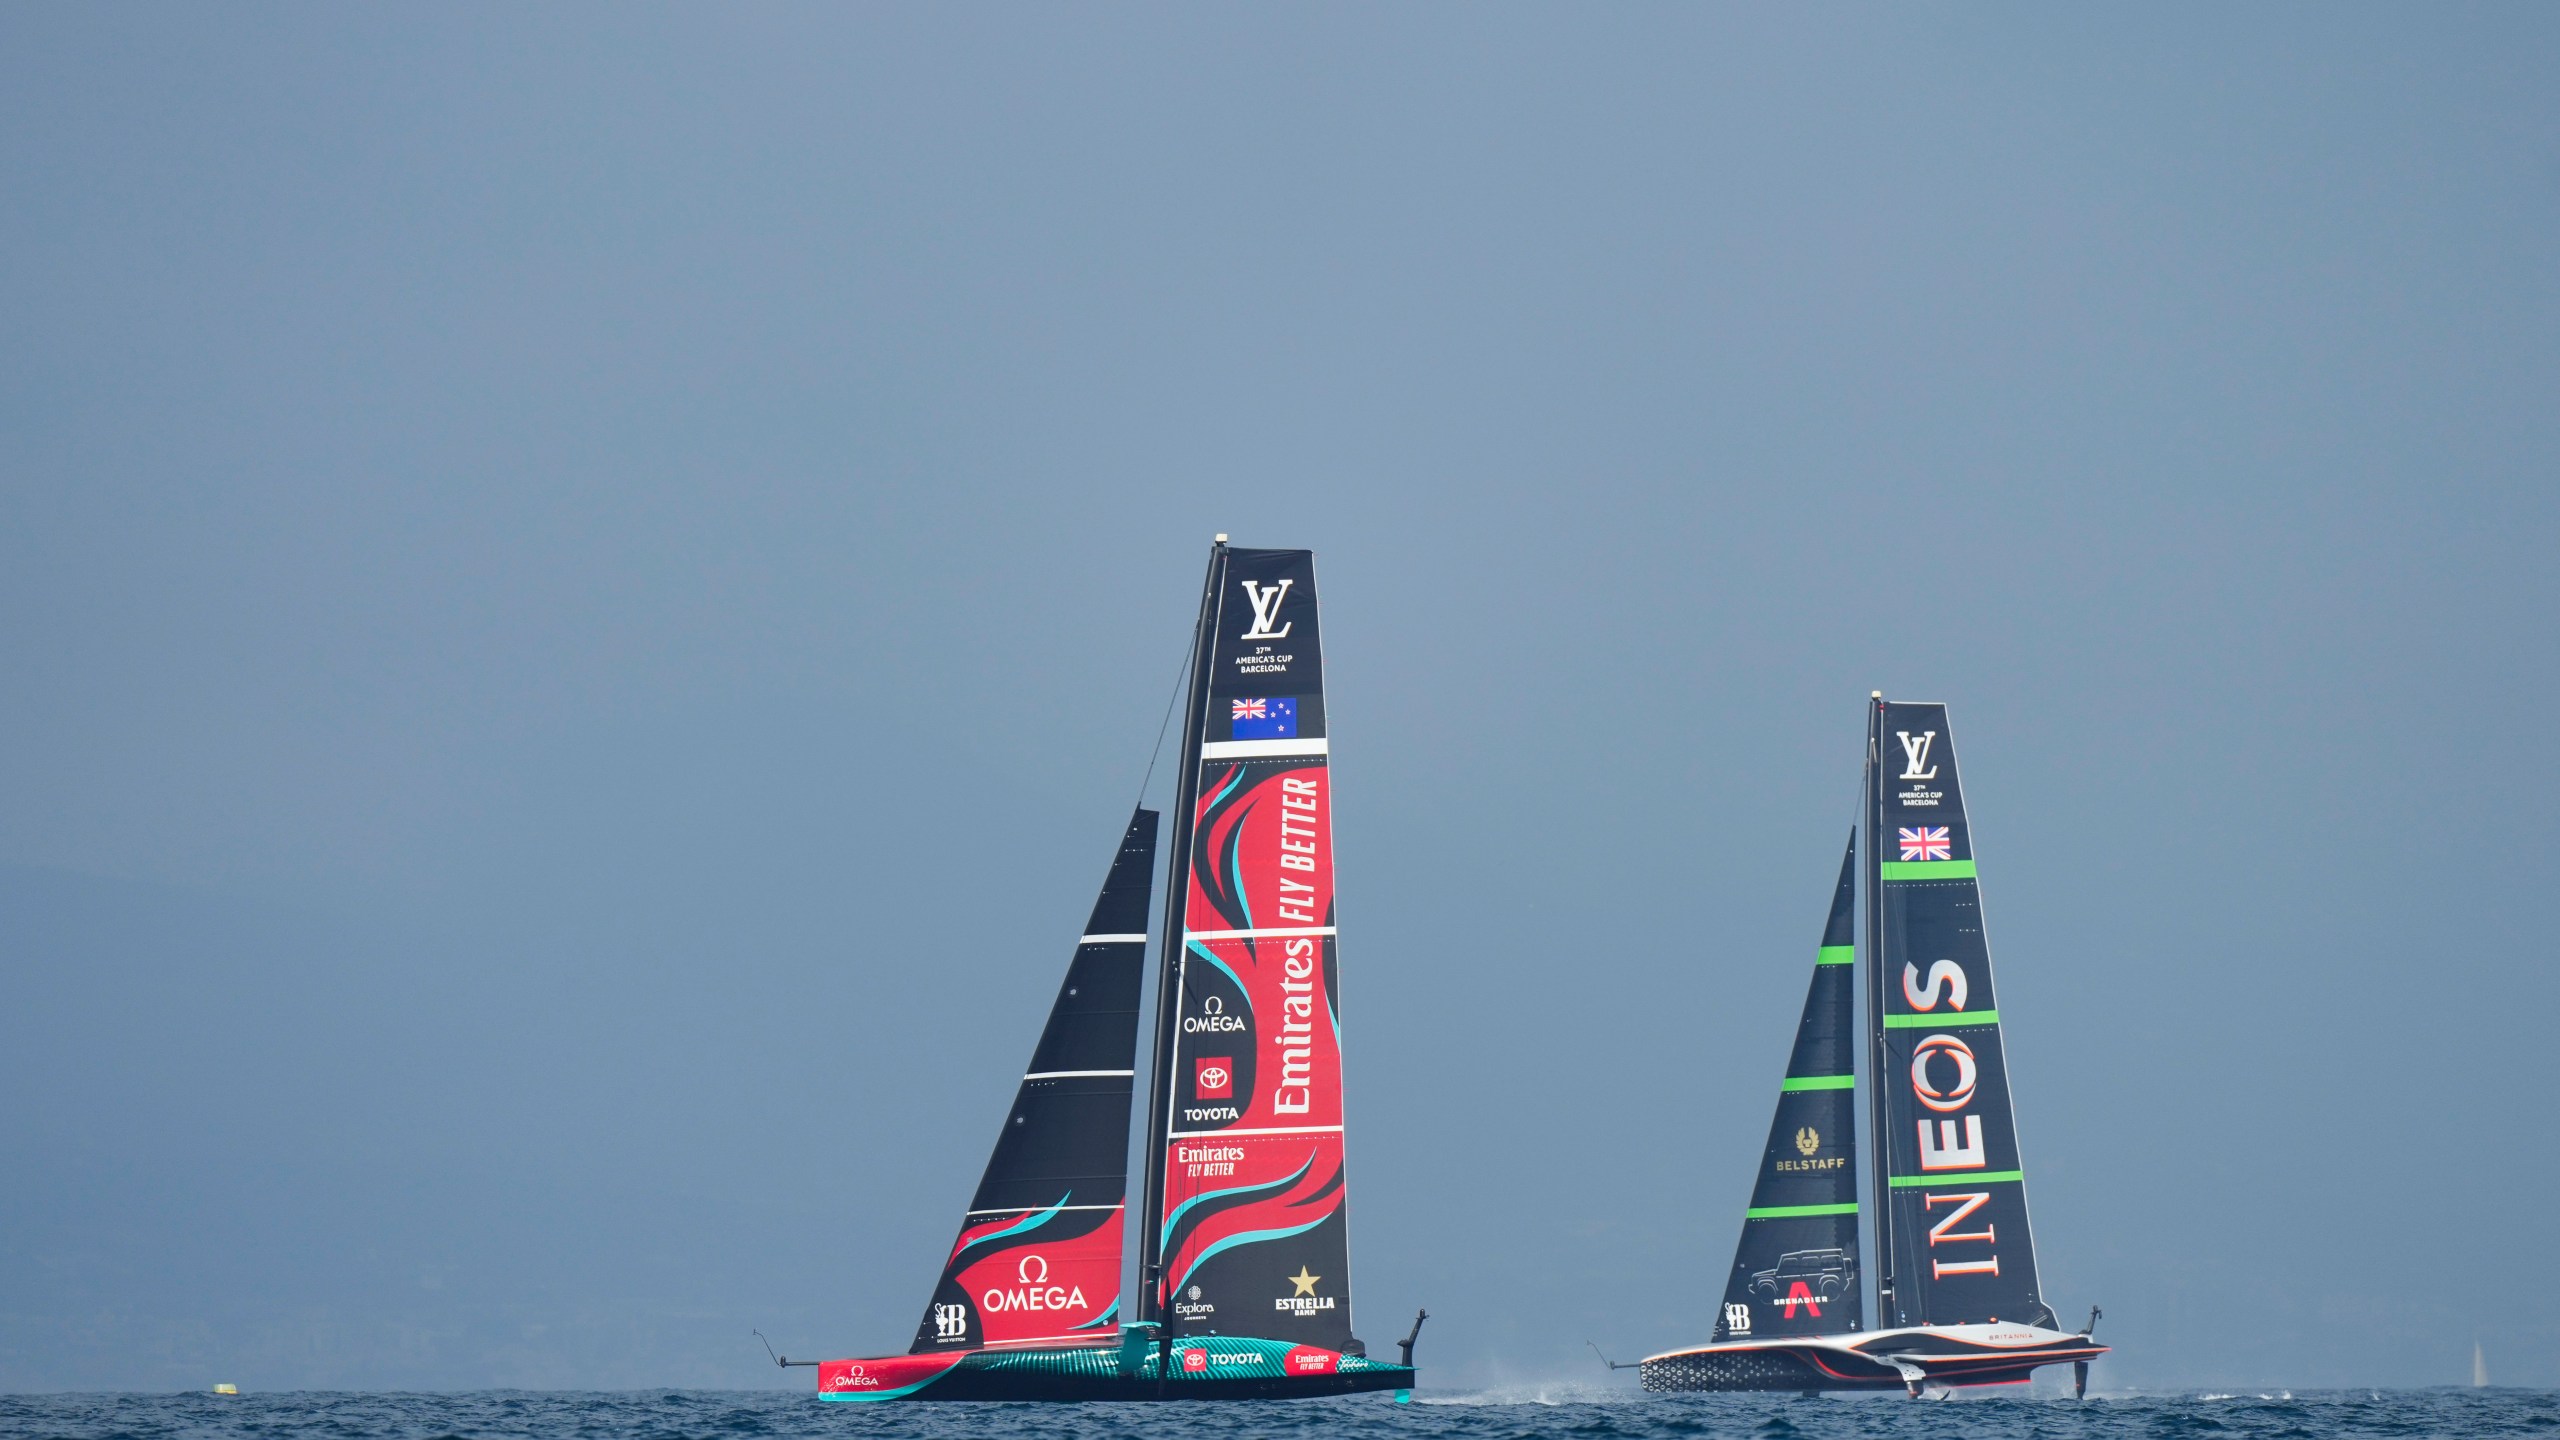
[1143,545,1359,1352]
[1711,832,1863,1343]
[909,808,1158,1352]
[1866,700,2054,1329]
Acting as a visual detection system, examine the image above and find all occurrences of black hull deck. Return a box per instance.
[1639,1325,2104,1396]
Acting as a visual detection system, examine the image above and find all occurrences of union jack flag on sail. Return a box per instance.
[1899,826,1951,862]
[1232,699,1268,721]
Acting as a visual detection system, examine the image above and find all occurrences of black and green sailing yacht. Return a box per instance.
[1636,696,2107,1397]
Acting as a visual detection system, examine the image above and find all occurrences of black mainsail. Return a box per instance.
[907,808,1157,1353]
[1866,699,2053,1329]
[1143,542,1362,1354]
[1711,832,1862,1343]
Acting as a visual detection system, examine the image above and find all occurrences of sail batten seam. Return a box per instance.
[1880,1010,2000,1028]
[1183,925,1337,940]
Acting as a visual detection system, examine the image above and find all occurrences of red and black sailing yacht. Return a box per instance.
[790,541,1421,1402]
[1631,696,2107,1398]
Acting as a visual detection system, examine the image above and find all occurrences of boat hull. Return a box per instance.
[817,1337,1414,1403]
[1640,1323,2105,1395]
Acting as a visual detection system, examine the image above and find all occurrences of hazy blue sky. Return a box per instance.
[4,3,2555,1395]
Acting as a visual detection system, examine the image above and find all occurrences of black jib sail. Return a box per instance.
[1711,832,1863,1343]
[1142,543,1360,1354]
[908,808,1159,1353]
[1865,700,2054,1329]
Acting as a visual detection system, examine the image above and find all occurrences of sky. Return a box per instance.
[3,2,2556,1396]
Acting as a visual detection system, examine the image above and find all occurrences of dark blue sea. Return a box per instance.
[1,1389,2552,1440]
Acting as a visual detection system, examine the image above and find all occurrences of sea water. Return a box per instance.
[1,1388,2554,1440]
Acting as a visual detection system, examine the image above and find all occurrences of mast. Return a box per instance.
[1136,536,1228,1326]
[1862,692,1899,1328]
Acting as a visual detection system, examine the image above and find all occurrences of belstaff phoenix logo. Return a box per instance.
[1778,1123,1845,1173]
[1240,579,1294,639]
[1897,730,1939,781]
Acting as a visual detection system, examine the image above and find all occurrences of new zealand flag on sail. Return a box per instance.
[1229,696,1298,740]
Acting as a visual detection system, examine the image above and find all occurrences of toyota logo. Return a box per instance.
[1016,1254,1050,1284]
[1197,1064,1231,1090]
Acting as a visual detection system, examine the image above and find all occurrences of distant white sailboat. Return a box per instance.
[2472,1340,2488,1388]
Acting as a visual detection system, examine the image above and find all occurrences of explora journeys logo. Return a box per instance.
[1240,579,1293,639]
[1896,730,1939,781]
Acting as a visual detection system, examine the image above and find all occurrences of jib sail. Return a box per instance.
[1143,544,1358,1352]
[1865,700,2054,1329]
[1712,832,1864,1343]
[909,808,1158,1352]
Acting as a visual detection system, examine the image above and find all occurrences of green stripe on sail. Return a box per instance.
[1890,1170,2024,1188]
[1781,1075,1855,1091]
[1815,946,1854,966]
[1880,860,1976,881]
[1882,1009,1999,1028]
[1746,1202,1860,1219]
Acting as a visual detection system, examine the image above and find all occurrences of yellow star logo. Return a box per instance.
[1288,1266,1322,1297]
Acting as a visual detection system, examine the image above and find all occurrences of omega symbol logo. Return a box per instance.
[1240,579,1294,639]
[1795,1126,1820,1157]
[1910,1033,1980,1112]
[1896,730,1939,781]
[1203,996,1224,1014]
[1016,1254,1049,1285]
